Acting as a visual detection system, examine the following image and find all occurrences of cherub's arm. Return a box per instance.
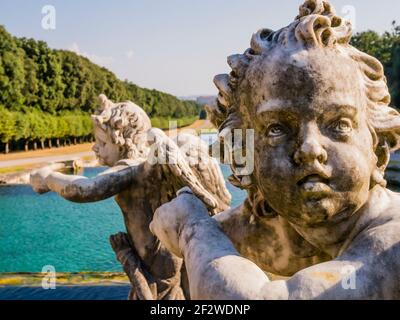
[151,190,400,300]
[213,205,327,276]
[30,162,142,203]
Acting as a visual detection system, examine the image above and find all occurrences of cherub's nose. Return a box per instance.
[294,124,327,165]
[92,144,99,153]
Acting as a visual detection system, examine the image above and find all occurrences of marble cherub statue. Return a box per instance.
[150,0,400,299]
[30,94,231,300]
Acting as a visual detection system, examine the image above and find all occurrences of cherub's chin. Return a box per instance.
[304,197,333,210]
[298,198,338,224]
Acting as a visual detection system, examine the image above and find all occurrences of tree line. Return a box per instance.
[0,25,201,153]
[0,106,93,153]
[1,23,400,154]
[351,21,400,107]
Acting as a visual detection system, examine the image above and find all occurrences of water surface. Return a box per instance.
[0,166,246,273]
[0,149,399,300]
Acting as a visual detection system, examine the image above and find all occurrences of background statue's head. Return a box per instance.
[208,0,400,226]
[91,94,152,166]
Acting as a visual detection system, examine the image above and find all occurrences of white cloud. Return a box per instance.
[68,42,114,67]
[125,50,134,59]
[69,42,80,54]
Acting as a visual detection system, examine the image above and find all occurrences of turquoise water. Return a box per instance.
[0,167,123,272]
[0,165,246,273]
[0,150,399,274]
[0,151,399,300]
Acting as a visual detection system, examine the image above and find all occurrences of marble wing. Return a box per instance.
[146,128,231,214]
[175,133,231,215]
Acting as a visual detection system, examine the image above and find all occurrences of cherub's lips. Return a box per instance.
[297,174,329,185]
[297,174,332,195]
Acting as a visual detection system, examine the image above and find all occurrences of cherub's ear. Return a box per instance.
[368,104,400,187]
[369,104,400,152]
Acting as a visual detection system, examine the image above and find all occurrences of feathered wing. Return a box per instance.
[174,133,231,215]
[146,129,231,215]
[110,129,232,300]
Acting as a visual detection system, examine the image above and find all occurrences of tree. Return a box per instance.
[14,111,32,151]
[351,21,400,108]
[0,26,26,109]
[0,25,200,153]
[0,106,16,153]
[390,44,400,107]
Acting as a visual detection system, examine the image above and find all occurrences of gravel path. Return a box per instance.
[0,151,95,168]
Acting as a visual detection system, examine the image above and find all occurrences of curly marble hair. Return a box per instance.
[206,0,400,216]
[91,94,152,160]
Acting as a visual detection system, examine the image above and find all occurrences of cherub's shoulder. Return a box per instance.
[115,158,146,167]
[213,204,245,224]
[102,159,150,179]
[353,189,400,250]
[380,188,400,220]
[362,187,400,223]
[341,187,400,257]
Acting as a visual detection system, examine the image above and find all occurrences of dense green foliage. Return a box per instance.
[2,22,400,154]
[0,26,200,153]
[0,105,92,151]
[351,22,400,107]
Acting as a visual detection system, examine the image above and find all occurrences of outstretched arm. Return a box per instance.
[150,189,399,300]
[150,189,271,299]
[30,161,142,203]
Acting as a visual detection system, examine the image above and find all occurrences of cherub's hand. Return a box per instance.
[110,232,132,254]
[30,167,53,194]
[150,187,209,258]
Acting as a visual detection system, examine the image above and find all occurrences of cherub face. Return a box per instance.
[245,49,378,226]
[92,127,121,167]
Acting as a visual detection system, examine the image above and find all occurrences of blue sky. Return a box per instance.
[1,0,399,96]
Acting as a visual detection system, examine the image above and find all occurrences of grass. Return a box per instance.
[0,272,129,286]
[151,116,198,130]
[0,165,35,174]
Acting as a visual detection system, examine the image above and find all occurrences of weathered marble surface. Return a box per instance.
[151,0,400,299]
[30,95,231,300]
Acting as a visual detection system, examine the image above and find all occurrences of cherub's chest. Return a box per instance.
[222,215,326,276]
[115,182,160,215]
[115,166,181,215]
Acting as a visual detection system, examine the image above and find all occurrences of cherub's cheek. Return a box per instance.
[327,146,372,190]
[263,147,292,168]
[258,156,293,186]
[329,143,366,167]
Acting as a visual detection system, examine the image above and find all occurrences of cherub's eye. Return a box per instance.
[331,119,353,134]
[266,124,286,137]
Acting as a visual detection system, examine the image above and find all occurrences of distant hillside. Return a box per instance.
[196,96,216,106]
[0,26,200,153]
